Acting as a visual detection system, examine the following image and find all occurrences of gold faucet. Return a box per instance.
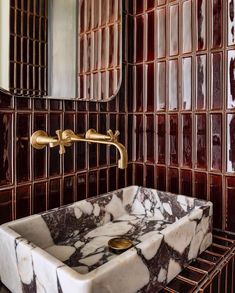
[30,130,72,155]
[30,129,128,169]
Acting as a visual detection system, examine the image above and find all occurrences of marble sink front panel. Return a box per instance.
[0,186,213,293]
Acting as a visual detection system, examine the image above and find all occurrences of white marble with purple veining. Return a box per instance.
[0,186,213,293]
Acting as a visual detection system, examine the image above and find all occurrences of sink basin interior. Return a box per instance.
[9,186,211,275]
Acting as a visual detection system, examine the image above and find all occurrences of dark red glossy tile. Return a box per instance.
[145,164,155,188]
[64,113,75,174]
[134,163,144,186]
[145,63,155,112]
[16,114,31,183]
[77,173,87,200]
[0,189,13,224]
[212,0,223,48]
[211,114,222,171]
[134,65,144,112]
[196,114,207,169]
[99,169,107,195]
[228,50,235,109]
[196,55,207,110]
[196,0,207,51]
[146,11,155,61]
[210,175,223,229]
[134,15,144,63]
[195,172,207,200]
[168,168,179,194]
[134,115,144,162]
[33,181,47,213]
[88,171,98,197]
[182,114,192,168]
[33,114,47,179]
[211,53,223,110]
[49,113,61,176]
[169,115,178,166]
[118,168,126,189]
[16,185,31,219]
[145,115,155,163]
[227,114,235,172]
[157,115,166,164]
[181,170,192,196]
[109,166,117,191]
[134,0,144,15]
[63,176,76,205]
[48,179,61,209]
[156,166,166,191]
[77,113,87,171]
[227,177,235,232]
[0,114,13,186]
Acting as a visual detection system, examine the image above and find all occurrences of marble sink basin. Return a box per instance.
[0,186,213,293]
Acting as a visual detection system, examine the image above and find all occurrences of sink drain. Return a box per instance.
[108,237,133,254]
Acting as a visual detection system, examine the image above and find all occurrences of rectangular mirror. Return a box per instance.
[0,0,122,101]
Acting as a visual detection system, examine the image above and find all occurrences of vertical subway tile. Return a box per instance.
[168,168,179,194]
[33,181,47,214]
[64,113,75,174]
[211,52,223,110]
[227,50,235,109]
[49,113,61,176]
[0,189,13,224]
[181,169,192,196]
[145,164,155,188]
[169,114,178,166]
[0,114,13,186]
[211,114,222,171]
[168,59,178,110]
[63,176,76,205]
[33,113,47,180]
[109,113,117,165]
[145,115,155,163]
[134,65,144,112]
[146,11,155,61]
[227,114,235,172]
[157,115,166,164]
[182,57,192,110]
[77,173,87,200]
[212,0,223,48]
[99,169,107,195]
[196,55,207,110]
[134,15,144,63]
[156,61,166,111]
[227,177,235,232]
[16,113,31,182]
[196,114,207,169]
[169,4,179,56]
[196,0,207,50]
[195,172,207,200]
[109,166,117,191]
[182,114,192,168]
[210,174,223,229]
[156,8,166,58]
[88,171,98,197]
[16,185,31,219]
[134,0,144,15]
[134,163,144,186]
[156,166,166,191]
[134,115,144,162]
[228,0,235,46]
[48,179,61,209]
[118,168,126,189]
[145,62,155,112]
[182,0,192,54]
[77,113,87,171]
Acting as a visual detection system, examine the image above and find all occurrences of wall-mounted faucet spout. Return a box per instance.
[62,129,128,169]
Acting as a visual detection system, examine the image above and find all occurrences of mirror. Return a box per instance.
[0,0,122,101]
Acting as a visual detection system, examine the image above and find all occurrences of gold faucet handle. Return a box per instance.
[50,130,72,155]
[107,129,120,142]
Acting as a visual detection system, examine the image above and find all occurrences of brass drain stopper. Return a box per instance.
[108,238,133,254]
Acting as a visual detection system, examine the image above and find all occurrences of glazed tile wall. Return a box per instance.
[0,2,132,225]
[130,0,235,232]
